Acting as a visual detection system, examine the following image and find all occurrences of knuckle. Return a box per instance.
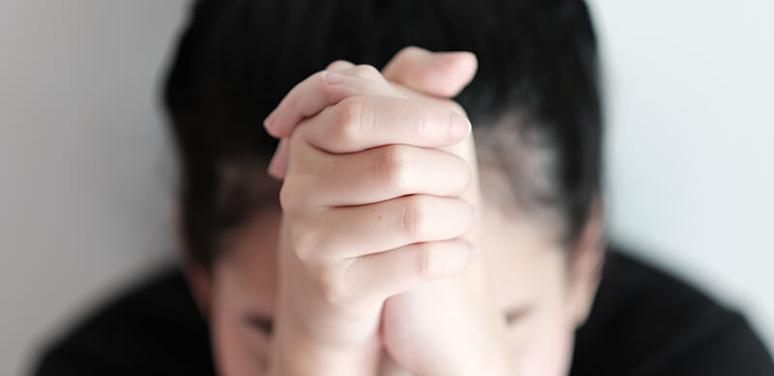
[326,59,352,71]
[318,70,338,96]
[352,64,383,80]
[278,181,297,211]
[318,267,349,304]
[396,46,422,61]
[279,178,313,211]
[332,96,366,144]
[288,226,319,262]
[413,243,441,278]
[400,196,431,239]
[378,145,412,192]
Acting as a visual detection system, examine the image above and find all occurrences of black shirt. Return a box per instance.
[32,248,773,375]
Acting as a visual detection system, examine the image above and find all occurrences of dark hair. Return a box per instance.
[163,0,603,268]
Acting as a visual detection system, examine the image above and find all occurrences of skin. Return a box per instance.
[185,47,605,376]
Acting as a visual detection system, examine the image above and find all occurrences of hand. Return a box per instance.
[265,54,476,375]
[266,47,519,375]
[379,49,519,376]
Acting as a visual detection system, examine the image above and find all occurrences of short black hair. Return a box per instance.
[164,0,603,268]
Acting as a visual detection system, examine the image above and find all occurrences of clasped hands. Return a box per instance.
[264,47,517,376]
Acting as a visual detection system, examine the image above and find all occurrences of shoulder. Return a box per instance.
[31,267,215,376]
[571,247,774,376]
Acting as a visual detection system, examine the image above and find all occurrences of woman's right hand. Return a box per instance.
[267,66,476,375]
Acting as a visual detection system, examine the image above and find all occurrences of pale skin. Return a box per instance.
[185,47,605,376]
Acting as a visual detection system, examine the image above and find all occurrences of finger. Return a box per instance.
[265,50,476,178]
[264,66,390,138]
[382,46,478,98]
[297,95,471,153]
[296,195,475,260]
[341,239,473,303]
[265,68,394,177]
[267,48,477,138]
[267,138,289,179]
[283,143,471,207]
[264,54,473,179]
[326,59,355,72]
[265,66,400,179]
[263,71,337,138]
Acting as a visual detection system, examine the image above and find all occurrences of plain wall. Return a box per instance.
[0,1,771,375]
[0,1,187,375]
[588,0,774,351]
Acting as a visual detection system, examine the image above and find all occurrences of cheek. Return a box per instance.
[514,306,575,376]
[506,284,577,376]
[211,294,271,375]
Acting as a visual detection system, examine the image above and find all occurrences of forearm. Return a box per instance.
[267,298,382,376]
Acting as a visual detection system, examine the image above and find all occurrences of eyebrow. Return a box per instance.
[245,314,274,335]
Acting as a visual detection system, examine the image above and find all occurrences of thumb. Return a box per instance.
[382,46,478,98]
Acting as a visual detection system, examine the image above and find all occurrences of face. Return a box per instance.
[190,163,603,376]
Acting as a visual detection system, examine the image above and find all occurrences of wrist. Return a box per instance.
[267,296,382,376]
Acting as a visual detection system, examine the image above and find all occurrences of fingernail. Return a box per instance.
[450,112,472,139]
[264,110,278,131]
[267,139,289,179]
[322,70,347,85]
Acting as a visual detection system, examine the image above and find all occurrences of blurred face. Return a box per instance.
[192,164,603,376]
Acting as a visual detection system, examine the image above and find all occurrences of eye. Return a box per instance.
[245,315,274,335]
[505,306,533,325]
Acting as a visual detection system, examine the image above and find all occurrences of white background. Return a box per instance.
[1,1,772,375]
[591,0,774,356]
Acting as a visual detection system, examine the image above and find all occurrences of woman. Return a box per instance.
[34,0,773,374]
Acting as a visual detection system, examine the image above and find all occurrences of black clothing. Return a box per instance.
[570,250,773,375]
[33,248,773,375]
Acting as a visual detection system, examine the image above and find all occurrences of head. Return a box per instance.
[164,0,604,374]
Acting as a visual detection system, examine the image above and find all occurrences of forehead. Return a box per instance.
[481,206,569,312]
[213,209,280,316]
[213,202,570,320]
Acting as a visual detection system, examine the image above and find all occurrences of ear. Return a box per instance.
[566,197,605,327]
[184,261,213,316]
[174,203,213,315]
